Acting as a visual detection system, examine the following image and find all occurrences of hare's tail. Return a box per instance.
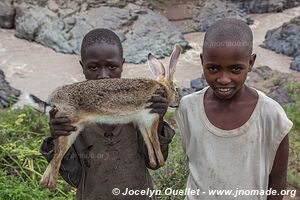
[22,93,53,116]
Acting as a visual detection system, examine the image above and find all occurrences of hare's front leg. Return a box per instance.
[138,124,157,168]
[150,117,165,166]
[40,128,81,191]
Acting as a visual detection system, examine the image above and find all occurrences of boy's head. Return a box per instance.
[200,18,256,100]
[80,28,124,80]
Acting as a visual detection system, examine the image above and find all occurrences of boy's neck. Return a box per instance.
[204,85,259,130]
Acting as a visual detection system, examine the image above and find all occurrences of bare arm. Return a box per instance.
[267,135,289,200]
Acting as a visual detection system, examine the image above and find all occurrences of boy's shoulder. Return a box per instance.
[179,87,208,108]
[255,89,288,118]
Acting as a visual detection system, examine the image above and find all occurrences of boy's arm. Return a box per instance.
[267,135,289,200]
[142,120,175,170]
[40,137,82,188]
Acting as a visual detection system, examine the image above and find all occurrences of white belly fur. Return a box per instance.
[82,109,157,126]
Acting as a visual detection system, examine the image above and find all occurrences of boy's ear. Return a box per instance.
[200,53,204,66]
[79,60,84,70]
[249,54,256,71]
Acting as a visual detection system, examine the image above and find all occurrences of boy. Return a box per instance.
[175,19,293,200]
[40,28,175,200]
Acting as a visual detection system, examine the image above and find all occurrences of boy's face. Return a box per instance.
[80,43,124,80]
[200,44,256,100]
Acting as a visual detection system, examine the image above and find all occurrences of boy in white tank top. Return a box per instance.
[175,18,293,200]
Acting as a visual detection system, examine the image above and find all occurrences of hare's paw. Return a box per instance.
[48,175,57,192]
[39,172,50,190]
[149,157,157,168]
[156,152,165,167]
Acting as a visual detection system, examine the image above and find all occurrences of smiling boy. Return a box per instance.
[40,28,175,200]
[175,19,293,200]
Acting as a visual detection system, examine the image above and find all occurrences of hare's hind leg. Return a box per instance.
[150,118,165,166]
[40,128,81,191]
[138,124,157,168]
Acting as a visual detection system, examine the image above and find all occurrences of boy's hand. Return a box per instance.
[147,87,168,119]
[49,107,77,139]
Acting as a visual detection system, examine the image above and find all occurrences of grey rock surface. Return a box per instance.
[0,69,21,109]
[262,15,300,71]
[192,0,253,32]
[230,0,300,13]
[2,1,189,64]
[0,0,15,29]
[179,76,207,97]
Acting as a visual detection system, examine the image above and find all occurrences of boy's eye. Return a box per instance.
[108,66,117,70]
[88,65,97,71]
[208,66,218,72]
[232,66,242,72]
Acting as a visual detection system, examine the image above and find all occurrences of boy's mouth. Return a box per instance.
[214,87,235,98]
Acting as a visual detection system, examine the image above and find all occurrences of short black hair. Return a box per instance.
[80,28,123,59]
[203,18,253,55]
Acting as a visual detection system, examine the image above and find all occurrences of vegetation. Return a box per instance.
[0,107,75,199]
[0,83,299,199]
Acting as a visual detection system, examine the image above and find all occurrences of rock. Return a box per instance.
[122,4,190,63]
[230,0,300,13]
[179,76,207,97]
[0,69,21,109]
[262,15,300,71]
[268,82,293,105]
[0,0,15,29]
[190,76,208,91]
[246,66,293,105]
[192,0,253,32]
[13,3,189,64]
[291,56,300,71]
[179,87,196,98]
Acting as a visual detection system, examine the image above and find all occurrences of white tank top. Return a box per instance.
[175,87,293,200]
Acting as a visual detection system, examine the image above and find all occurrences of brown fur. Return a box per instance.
[48,78,163,116]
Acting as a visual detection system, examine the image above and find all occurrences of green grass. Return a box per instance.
[0,82,299,199]
[0,107,75,199]
[285,83,300,188]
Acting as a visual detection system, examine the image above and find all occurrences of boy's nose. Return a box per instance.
[97,69,110,79]
[217,72,231,85]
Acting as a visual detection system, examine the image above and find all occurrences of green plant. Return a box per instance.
[0,107,75,199]
[285,83,300,190]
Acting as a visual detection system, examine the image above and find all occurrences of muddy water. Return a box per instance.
[0,6,300,100]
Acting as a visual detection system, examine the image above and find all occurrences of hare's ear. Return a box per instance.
[166,44,182,80]
[148,53,165,80]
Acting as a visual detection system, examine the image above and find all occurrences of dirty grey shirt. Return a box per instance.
[41,121,175,200]
[175,87,293,200]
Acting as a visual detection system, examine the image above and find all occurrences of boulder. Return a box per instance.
[0,0,15,29]
[13,3,189,63]
[0,69,21,109]
[192,0,253,32]
[262,16,300,71]
[291,56,300,71]
[230,0,300,13]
